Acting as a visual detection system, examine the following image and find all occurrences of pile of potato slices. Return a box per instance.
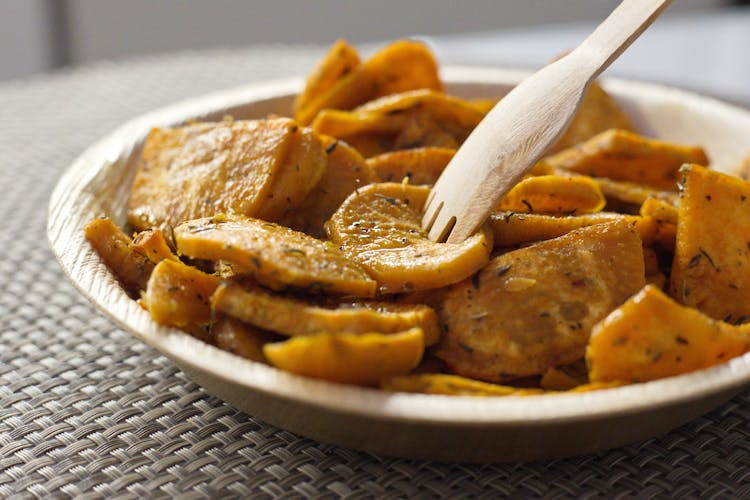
[86,39,750,396]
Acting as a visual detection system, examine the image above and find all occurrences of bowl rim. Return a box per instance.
[48,65,750,428]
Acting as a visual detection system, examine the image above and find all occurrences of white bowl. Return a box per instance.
[48,67,750,462]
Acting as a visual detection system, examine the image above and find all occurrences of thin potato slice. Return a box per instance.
[213,316,276,363]
[212,281,441,345]
[639,196,678,224]
[85,217,154,295]
[131,229,177,264]
[381,374,544,396]
[264,328,424,386]
[670,165,750,322]
[587,285,750,383]
[296,40,441,125]
[497,175,606,215]
[539,129,709,190]
[175,214,376,297]
[368,147,455,185]
[595,177,679,209]
[327,183,493,294]
[128,119,297,231]
[144,259,219,336]
[280,136,375,238]
[435,220,645,381]
[293,40,361,118]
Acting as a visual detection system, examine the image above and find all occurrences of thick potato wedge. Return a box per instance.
[497,175,606,215]
[130,228,176,264]
[368,147,455,185]
[293,40,361,118]
[327,183,493,294]
[175,214,376,297]
[296,40,441,126]
[212,316,276,363]
[670,165,750,322]
[128,119,301,231]
[143,259,219,336]
[381,373,544,396]
[539,129,709,190]
[435,220,645,381]
[588,285,750,383]
[280,136,374,238]
[85,217,154,295]
[263,328,425,386]
[212,281,441,345]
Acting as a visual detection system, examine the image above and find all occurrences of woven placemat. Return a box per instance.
[2,46,750,498]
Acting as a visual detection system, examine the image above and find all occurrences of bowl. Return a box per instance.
[48,67,750,462]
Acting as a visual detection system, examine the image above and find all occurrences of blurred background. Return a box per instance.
[2,0,746,82]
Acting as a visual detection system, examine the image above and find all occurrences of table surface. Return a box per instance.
[3,9,750,497]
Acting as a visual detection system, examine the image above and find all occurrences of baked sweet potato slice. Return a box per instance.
[669,165,750,322]
[381,373,544,396]
[296,40,441,126]
[175,214,376,297]
[264,328,424,386]
[539,129,709,190]
[280,136,374,238]
[213,316,276,363]
[588,285,750,383]
[435,220,645,381]
[143,259,219,337]
[595,177,679,210]
[640,196,678,224]
[327,183,492,294]
[293,39,361,119]
[368,147,455,185]
[85,217,154,295]
[497,175,606,215]
[130,228,176,264]
[212,281,441,345]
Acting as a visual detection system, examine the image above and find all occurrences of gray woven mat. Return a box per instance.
[3,46,750,498]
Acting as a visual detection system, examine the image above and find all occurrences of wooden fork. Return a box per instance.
[422,0,673,243]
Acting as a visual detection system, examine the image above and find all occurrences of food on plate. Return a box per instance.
[86,39,750,395]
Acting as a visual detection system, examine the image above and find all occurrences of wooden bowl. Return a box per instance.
[48,67,750,463]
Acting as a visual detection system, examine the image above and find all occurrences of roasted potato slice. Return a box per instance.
[130,228,177,264]
[85,217,154,295]
[327,183,492,294]
[669,165,750,322]
[588,285,750,383]
[296,40,441,125]
[368,147,455,185]
[539,129,709,190]
[213,316,276,363]
[497,175,606,215]
[264,328,424,386]
[595,177,679,211]
[143,259,219,337]
[382,373,544,396]
[435,220,645,381]
[212,281,441,345]
[175,214,376,297]
[640,196,678,224]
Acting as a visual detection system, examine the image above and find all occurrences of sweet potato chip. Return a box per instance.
[588,285,750,383]
[368,147,455,185]
[497,175,606,214]
[212,281,441,345]
[381,373,543,396]
[175,214,376,297]
[595,177,679,210]
[670,165,750,322]
[264,328,424,385]
[435,220,645,381]
[539,129,709,190]
[213,316,276,363]
[640,196,678,224]
[130,228,177,265]
[327,183,492,294]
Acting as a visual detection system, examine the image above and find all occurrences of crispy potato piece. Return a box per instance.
[670,165,750,322]
[382,373,544,396]
[368,147,455,185]
[293,40,361,118]
[213,316,275,363]
[497,175,606,215]
[640,196,678,224]
[549,81,635,153]
[264,328,424,386]
[588,285,750,383]
[296,40,441,125]
[595,177,679,210]
[280,136,374,238]
[144,259,219,336]
[175,214,376,297]
[327,183,493,294]
[212,282,441,345]
[435,220,645,381]
[128,119,300,231]
[85,217,154,295]
[131,229,176,264]
[539,129,709,190]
